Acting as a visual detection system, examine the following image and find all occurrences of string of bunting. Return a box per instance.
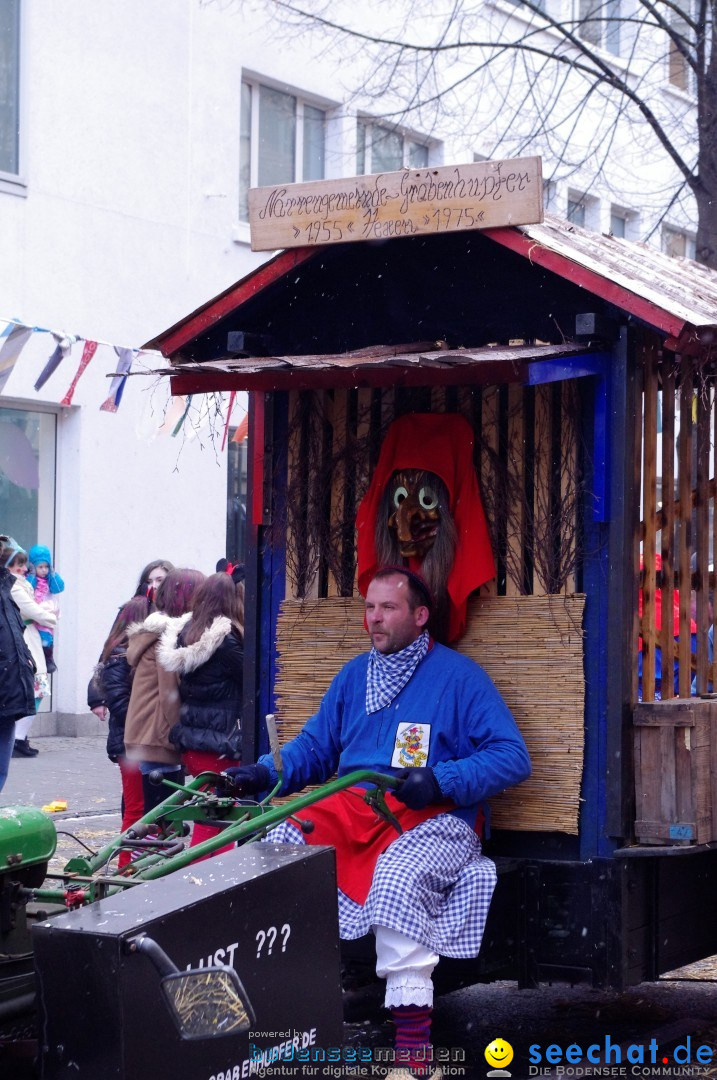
[0,316,159,412]
[0,315,249,444]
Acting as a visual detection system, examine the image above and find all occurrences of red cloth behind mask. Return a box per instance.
[356,413,496,643]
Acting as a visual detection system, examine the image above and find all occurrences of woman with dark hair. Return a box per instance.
[158,572,244,849]
[123,568,205,813]
[90,595,150,862]
[88,559,175,723]
[133,559,174,606]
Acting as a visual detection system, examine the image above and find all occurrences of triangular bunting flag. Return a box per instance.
[60,339,98,406]
[34,335,75,392]
[0,323,33,394]
[100,346,135,412]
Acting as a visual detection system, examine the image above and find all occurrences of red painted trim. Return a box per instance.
[484,227,688,341]
[170,358,534,396]
[148,247,318,357]
[250,392,265,528]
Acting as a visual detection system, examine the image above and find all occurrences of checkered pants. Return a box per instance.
[265,813,497,958]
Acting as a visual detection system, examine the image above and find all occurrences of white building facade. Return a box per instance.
[0,0,697,728]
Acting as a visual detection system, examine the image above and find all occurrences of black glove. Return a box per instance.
[223,763,271,794]
[393,767,442,810]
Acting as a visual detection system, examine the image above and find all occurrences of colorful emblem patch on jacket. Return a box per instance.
[392,722,431,769]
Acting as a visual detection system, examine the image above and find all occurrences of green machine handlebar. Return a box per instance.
[32,768,401,905]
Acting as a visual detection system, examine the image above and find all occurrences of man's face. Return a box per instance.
[365,574,429,655]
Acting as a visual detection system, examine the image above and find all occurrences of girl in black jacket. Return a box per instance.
[158,572,243,851]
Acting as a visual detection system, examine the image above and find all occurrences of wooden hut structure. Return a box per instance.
[148,211,717,990]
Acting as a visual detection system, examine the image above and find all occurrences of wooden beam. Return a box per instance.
[169,359,542,396]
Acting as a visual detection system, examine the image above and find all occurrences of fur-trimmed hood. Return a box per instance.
[158,615,234,675]
[126,611,191,668]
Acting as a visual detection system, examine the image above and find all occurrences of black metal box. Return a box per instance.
[33,844,343,1079]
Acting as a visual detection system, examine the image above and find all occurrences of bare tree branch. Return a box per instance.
[241,0,715,262]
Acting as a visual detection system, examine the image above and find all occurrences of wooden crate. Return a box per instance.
[633,700,715,845]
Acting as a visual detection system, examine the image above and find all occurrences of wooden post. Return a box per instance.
[533,384,552,597]
[712,384,717,688]
[506,384,524,597]
[326,390,347,597]
[481,386,500,597]
[695,380,710,693]
[285,390,300,598]
[562,381,578,595]
[430,385,446,413]
[677,358,693,698]
[630,341,643,710]
[660,362,676,699]
[641,341,658,700]
[353,388,373,594]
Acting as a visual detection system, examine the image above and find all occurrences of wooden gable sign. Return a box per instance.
[249,156,543,251]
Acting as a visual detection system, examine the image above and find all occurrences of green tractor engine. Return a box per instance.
[0,807,56,1026]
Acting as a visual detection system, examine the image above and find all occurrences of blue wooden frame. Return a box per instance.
[256,393,288,759]
[527,352,611,522]
[249,353,627,856]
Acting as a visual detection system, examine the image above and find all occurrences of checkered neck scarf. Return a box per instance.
[366,630,430,714]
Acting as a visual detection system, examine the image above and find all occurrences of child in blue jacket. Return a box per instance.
[27,543,64,674]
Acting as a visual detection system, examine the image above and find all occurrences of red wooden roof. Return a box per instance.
[145,214,717,393]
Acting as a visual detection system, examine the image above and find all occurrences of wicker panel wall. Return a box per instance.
[274,593,585,834]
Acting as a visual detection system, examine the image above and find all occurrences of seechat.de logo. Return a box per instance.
[485,1038,514,1076]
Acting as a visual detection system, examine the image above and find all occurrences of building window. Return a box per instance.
[505,0,547,11]
[0,404,57,709]
[578,0,621,55]
[0,406,56,549]
[0,0,20,176]
[662,226,696,259]
[610,208,627,237]
[226,423,248,564]
[567,197,586,227]
[668,0,694,92]
[239,79,326,221]
[567,190,601,230]
[357,119,429,174]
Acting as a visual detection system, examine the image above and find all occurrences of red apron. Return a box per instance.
[290,787,483,905]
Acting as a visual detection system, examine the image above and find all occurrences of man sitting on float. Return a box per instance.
[228,414,531,1080]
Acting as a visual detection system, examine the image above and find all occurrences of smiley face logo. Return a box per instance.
[485,1039,514,1071]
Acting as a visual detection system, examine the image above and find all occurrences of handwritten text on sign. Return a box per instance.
[248,157,543,251]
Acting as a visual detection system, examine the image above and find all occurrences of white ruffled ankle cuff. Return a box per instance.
[384,971,434,1008]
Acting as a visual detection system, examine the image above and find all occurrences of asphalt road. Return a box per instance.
[4,737,717,1080]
